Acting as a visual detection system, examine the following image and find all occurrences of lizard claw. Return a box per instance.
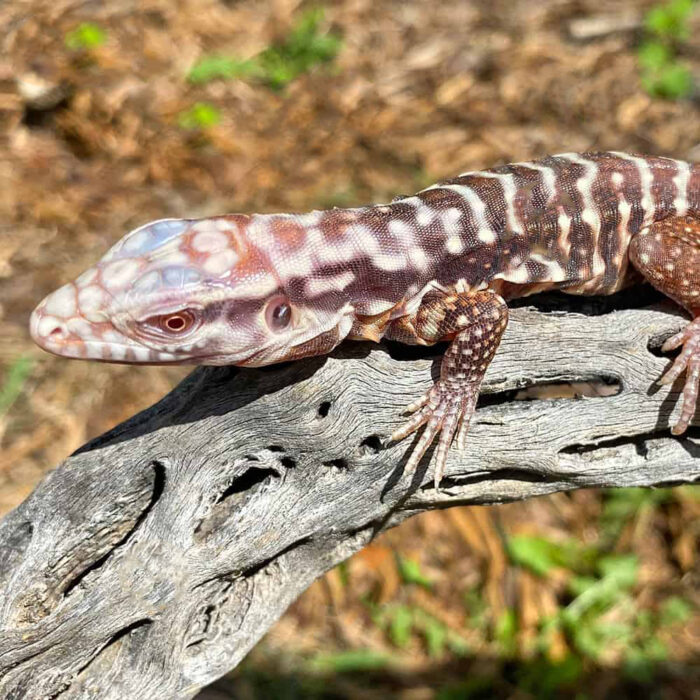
[391,381,479,489]
[659,318,700,434]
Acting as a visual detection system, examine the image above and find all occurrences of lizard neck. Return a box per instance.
[248,206,442,317]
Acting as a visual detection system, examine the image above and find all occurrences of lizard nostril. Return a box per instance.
[40,320,69,343]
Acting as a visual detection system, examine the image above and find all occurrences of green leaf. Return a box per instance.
[563,557,637,625]
[570,622,606,660]
[494,608,517,655]
[463,589,489,630]
[65,22,107,51]
[507,536,559,576]
[623,639,667,683]
[396,555,433,588]
[646,62,694,99]
[335,560,350,587]
[506,535,594,577]
[186,9,342,91]
[516,655,584,695]
[638,41,672,70]
[635,609,654,634]
[590,619,634,646]
[420,616,448,658]
[309,649,391,673]
[187,55,260,84]
[641,636,669,662]
[0,356,33,417]
[177,102,221,130]
[638,1,698,100]
[645,0,696,40]
[388,606,413,648]
[601,488,673,535]
[567,575,598,597]
[659,596,693,626]
[446,631,471,656]
[597,554,638,586]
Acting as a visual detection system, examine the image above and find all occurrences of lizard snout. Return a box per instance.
[30,286,94,359]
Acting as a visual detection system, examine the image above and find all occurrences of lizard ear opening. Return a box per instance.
[265,296,293,332]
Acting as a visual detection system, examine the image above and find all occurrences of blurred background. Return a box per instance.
[1,0,699,697]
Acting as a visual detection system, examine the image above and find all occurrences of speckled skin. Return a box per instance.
[30,151,700,487]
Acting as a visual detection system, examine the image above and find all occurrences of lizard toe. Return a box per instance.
[659,318,700,433]
[393,380,479,489]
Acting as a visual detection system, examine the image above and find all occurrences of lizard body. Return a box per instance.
[30,152,700,486]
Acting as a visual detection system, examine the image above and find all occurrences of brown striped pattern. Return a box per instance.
[29,151,700,489]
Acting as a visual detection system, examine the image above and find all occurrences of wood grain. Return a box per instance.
[1,296,699,699]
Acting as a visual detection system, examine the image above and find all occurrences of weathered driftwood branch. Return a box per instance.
[1,295,699,699]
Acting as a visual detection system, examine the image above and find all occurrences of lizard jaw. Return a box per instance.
[30,286,183,363]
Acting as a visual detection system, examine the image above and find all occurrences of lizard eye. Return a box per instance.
[144,309,199,336]
[265,296,292,332]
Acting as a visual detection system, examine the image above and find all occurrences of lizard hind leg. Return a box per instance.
[630,215,700,434]
[389,289,509,489]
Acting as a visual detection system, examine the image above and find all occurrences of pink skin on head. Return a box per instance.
[30,215,358,366]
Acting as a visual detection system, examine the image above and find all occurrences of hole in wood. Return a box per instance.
[323,458,349,470]
[560,434,648,456]
[317,401,332,418]
[217,467,279,503]
[359,434,382,455]
[512,377,621,401]
[477,375,621,409]
[647,336,682,359]
[432,467,556,489]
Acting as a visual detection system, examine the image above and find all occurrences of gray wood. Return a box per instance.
[1,297,699,699]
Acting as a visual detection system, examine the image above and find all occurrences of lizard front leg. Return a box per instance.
[630,215,700,434]
[388,288,509,488]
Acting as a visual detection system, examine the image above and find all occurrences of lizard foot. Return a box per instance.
[391,379,479,489]
[658,317,700,434]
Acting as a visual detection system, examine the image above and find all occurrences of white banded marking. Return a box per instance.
[496,264,530,284]
[463,171,524,237]
[529,253,567,281]
[400,196,437,227]
[388,219,417,246]
[305,270,355,297]
[559,153,605,276]
[609,151,656,227]
[673,159,690,217]
[617,198,633,251]
[424,183,496,243]
[558,210,572,257]
[515,161,557,203]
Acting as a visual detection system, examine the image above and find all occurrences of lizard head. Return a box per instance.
[30,215,356,366]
